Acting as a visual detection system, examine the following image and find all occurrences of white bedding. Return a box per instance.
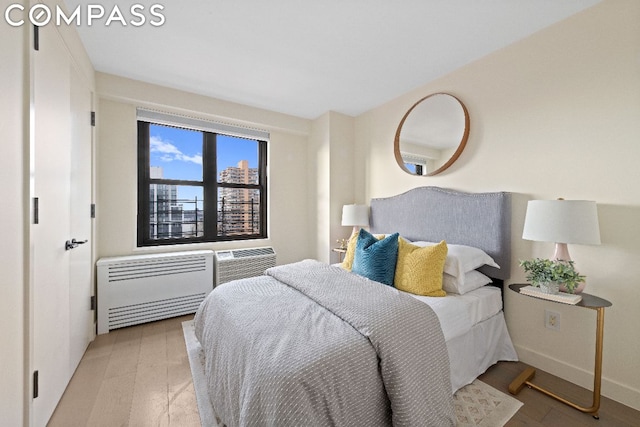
[405,285,503,341]
[405,285,518,392]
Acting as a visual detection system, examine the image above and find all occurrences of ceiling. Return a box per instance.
[65,0,601,119]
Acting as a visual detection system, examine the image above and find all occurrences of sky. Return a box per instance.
[149,123,259,205]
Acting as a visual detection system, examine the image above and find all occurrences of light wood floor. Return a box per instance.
[48,314,200,427]
[50,314,640,426]
[478,362,640,426]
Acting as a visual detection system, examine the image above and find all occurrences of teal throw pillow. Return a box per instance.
[352,229,399,286]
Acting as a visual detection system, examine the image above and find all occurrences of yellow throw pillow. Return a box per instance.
[341,231,384,271]
[394,238,447,297]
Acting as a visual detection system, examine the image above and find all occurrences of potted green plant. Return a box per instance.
[519,258,586,294]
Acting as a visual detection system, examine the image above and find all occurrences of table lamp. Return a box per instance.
[522,199,601,261]
[341,204,369,237]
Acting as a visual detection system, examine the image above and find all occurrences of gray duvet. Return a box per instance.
[194,260,454,427]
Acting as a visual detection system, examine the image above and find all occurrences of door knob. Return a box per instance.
[65,238,88,250]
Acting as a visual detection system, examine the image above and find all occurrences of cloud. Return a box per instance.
[150,136,202,165]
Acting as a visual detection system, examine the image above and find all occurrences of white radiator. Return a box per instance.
[96,250,214,334]
[215,247,276,286]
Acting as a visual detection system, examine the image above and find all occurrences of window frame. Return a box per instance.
[137,120,268,247]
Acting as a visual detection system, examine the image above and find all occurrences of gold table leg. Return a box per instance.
[509,307,605,419]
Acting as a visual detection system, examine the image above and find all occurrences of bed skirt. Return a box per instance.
[447,311,517,392]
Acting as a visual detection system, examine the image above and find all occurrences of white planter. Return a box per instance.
[538,281,560,295]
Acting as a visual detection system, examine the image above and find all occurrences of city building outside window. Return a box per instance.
[137,113,267,246]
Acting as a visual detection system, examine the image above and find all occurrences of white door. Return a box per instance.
[31,24,94,426]
[68,63,94,372]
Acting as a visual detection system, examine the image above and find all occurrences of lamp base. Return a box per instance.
[560,281,587,294]
[347,226,367,240]
[554,243,587,294]
[553,243,571,262]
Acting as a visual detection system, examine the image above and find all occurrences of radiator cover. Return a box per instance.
[215,247,276,286]
[96,250,214,334]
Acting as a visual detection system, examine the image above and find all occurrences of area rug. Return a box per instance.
[182,320,522,427]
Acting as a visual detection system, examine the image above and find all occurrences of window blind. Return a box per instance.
[136,108,270,141]
[400,152,428,166]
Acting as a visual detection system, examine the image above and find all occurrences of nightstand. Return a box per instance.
[508,283,612,419]
[332,247,347,262]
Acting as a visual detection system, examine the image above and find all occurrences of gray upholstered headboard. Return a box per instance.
[369,186,511,281]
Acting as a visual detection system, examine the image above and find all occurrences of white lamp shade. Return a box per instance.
[522,200,601,245]
[341,204,369,227]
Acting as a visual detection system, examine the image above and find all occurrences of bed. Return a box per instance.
[194,186,517,426]
[367,186,518,393]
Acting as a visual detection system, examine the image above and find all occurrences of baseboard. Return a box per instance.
[515,344,640,412]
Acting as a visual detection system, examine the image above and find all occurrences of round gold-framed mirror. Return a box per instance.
[394,93,469,176]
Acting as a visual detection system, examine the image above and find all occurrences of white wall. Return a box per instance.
[95,73,312,265]
[0,20,27,427]
[354,0,640,410]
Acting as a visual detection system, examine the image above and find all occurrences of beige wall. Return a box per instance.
[309,112,357,264]
[354,0,640,409]
[328,112,356,262]
[95,73,312,265]
[308,112,331,262]
[0,20,27,427]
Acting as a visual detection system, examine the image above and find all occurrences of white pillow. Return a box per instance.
[412,241,500,278]
[442,270,493,294]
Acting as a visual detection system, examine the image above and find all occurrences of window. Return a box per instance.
[401,153,427,176]
[137,111,268,246]
[404,162,424,176]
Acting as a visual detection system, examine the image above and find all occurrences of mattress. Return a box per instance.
[406,285,503,342]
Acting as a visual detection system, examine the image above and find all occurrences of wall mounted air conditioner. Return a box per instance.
[96,250,213,334]
[214,247,276,286]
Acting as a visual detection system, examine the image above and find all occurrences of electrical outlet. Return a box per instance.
[545,309,561,331]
